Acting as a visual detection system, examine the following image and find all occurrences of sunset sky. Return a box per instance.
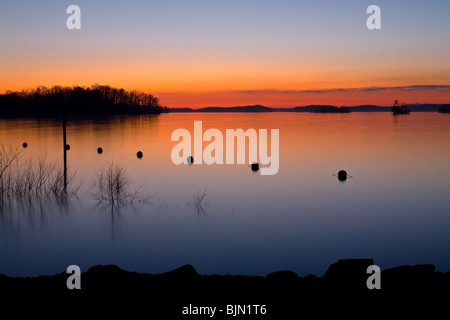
[1,0,449,107]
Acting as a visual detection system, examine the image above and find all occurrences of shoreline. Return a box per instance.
[2,258,449,279]
[2,259,448,316]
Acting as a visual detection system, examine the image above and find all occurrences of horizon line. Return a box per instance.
[3,84,449,109]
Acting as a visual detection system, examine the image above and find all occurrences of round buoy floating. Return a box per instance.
[251,162,259,172]
[337,170,347,181]
[137,151,143,159]
[187,156,194,164]
[97,147,103,154]
[22,142,28,148]
[65,144,70,151]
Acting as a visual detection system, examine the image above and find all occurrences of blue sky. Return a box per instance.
[1,1,449,106]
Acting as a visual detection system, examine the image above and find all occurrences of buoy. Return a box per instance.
[137,151,143,158]
[187,156,194,164]
[338,170,347,181]
[97,147,103,154]
[251,162,259,172]
[22,142,28,148]
[65,144,70,151]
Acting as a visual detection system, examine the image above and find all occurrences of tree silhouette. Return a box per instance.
[0,84,167,116]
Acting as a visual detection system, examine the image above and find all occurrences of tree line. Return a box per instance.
[0,84,167,116]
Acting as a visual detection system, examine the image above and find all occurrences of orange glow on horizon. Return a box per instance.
[152,88,450,108]
[1,59,449,108]
[1,1,449,109]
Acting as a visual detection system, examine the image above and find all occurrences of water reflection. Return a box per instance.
[187,187,211,216]
[0,193,78,244]
[0,144,80,242]
[1,113,450,277]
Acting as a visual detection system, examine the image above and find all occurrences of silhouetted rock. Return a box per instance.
[266,270,299,281]
[382,264,436,291]
[1,259,449,317]
[87,264,126,275]
[160,264,199,279]
[324,259,374,290]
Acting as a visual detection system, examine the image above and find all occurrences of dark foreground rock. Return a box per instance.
[1,259,449,318]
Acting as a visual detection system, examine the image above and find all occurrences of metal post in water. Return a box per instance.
[62,102,67,193]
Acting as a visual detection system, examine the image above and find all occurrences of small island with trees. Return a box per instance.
[0,84,166,117]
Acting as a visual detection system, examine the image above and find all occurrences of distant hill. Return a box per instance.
[399,104,441,112]
[169,104,448,113]
[438,104,450,113]
[169,107,196,113]
[292,105,350,113]
[169,105,273,113]
[348,105,390,112]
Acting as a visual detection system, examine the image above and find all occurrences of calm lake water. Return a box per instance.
[1,112,450,277]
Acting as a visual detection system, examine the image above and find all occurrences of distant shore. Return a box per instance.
[1,85,449,117]
[0,85,165,117]
[169,104,450,113]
